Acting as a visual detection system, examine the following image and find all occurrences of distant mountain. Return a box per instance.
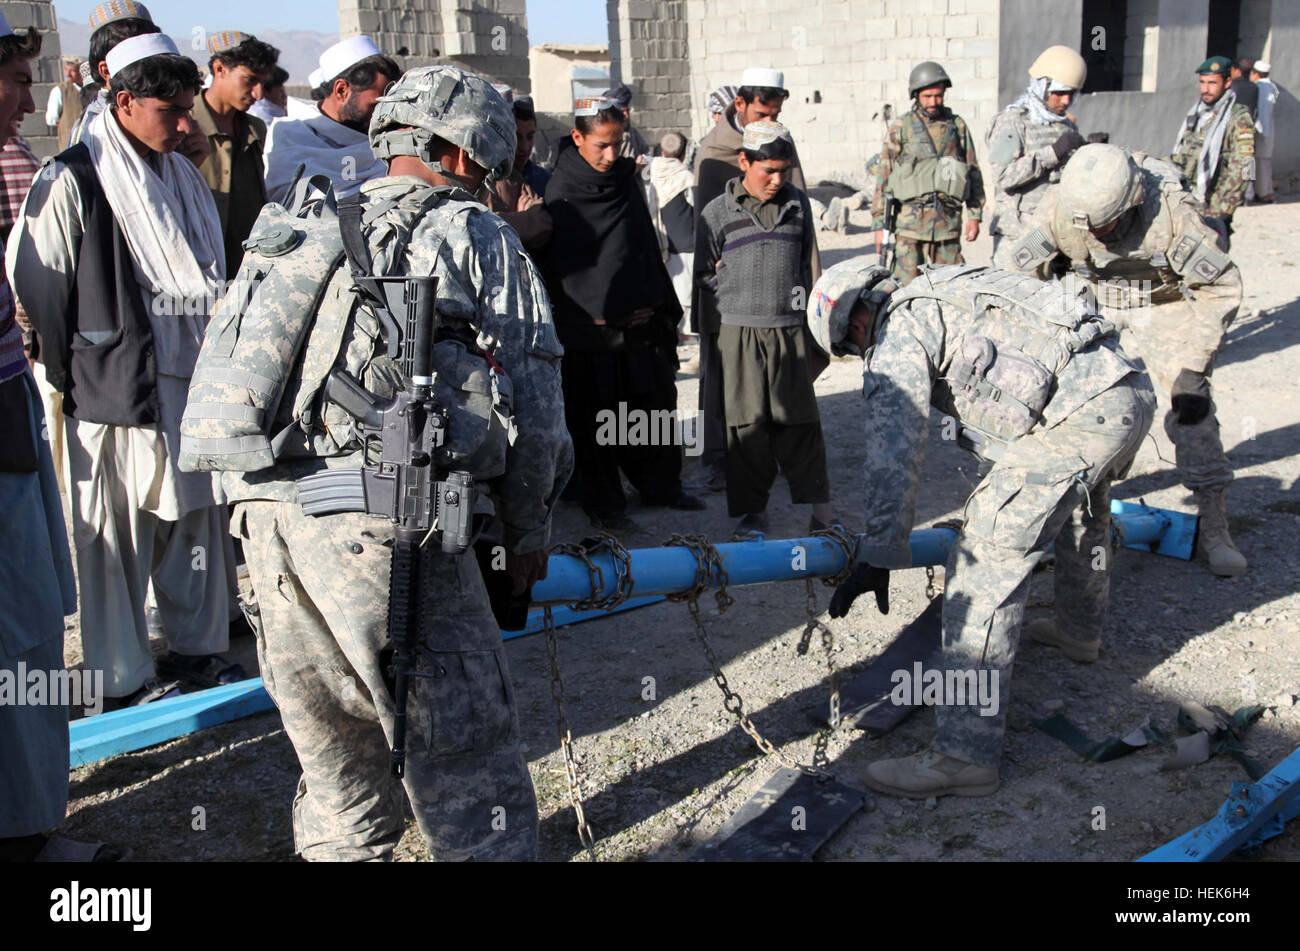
[56,18,337,86]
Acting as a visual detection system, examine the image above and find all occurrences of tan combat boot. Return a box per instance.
[1192,488,1248,577]
[863,749,1000,799]
[1027,618,1100,663]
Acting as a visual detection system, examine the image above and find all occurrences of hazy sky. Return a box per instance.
[52,0,609,44]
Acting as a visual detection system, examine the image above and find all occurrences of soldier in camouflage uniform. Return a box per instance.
[986,46,1088,267]
[1008,144,1246,578]
[812,260,1154,797]
[1171,56,1255,236]
[871,62,983,283]
[222,67,573,860]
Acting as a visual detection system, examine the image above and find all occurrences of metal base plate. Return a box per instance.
[832,598,943,733]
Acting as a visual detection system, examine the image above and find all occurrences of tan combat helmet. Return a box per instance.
[1058,144,1145,230]
[1028,45,1087,91]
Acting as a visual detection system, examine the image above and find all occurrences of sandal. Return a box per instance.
[102,678,182,711]
[155,652,247,689]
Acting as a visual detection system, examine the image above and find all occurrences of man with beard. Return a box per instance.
[986,46,1087,266]
[263,36,399,203]
[871,61,984,282]
[544,97,703,532]
[1171,56,1255,238]
[192,31,278,276]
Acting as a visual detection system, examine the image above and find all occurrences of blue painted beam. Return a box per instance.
[1137,745,1300,861]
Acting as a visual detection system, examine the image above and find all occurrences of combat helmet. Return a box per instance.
[1058,144,1145,230]
[1028,45,1087,91]
[807,259,897,357]
[908,61,952,97]
[370,65,517,186]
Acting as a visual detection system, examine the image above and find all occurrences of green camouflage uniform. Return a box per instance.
[871,104,984,282]
[857,266,1154,767]
[1170,101,1255,220]
[224,178,574,861]
[1009,156,1243,492]
[985,105,1080,266]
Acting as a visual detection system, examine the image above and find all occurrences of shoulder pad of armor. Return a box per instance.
[1169,226,1231,282]
[986,123,1022,165]
[1008,226,1058,271]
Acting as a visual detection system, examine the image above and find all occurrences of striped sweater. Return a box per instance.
[695,177,816,329]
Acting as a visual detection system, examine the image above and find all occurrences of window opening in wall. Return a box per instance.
[1081,0,1128,93]
[1207,0,1243,60]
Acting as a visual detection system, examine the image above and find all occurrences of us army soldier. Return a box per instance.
[811,261,1154,797]
[1008,144,1246,578]
[223,67,574,860]
[870,61,984,282]
[986,46,1088,266]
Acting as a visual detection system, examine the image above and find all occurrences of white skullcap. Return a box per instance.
[1254,60,1271,73]
[105,33,180,76]
[319,35,382,83]
[740,67,785,89]
[574,96,617,117]
[0,12,12,38]
[308,67,324,88]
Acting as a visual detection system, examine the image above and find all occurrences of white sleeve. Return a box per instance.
[44,85,62,127]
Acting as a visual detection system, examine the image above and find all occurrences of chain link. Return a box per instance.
[664,534,831,779]
[542,605,597,861]
[548,533,635,612]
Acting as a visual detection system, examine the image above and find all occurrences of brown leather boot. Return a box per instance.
[1192,488,1247,577]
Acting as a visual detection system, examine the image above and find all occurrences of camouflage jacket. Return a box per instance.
[857,267,1140,569]
[224,176,574,553]
[985,105,1078,240]
[871,104,984,242]
[1170,102,1255,218]
[1010,160,1243,377]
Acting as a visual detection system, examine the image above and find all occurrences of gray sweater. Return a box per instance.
[695,177,816,329]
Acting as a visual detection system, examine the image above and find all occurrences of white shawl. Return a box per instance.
[84,107,225,378]
[263,109,388,203]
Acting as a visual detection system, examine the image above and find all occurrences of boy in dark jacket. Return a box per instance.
[695,120,833,535]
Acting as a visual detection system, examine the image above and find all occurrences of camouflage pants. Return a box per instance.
[233,500,538,862]
[895,237,964,283]
[933,375,1156,768]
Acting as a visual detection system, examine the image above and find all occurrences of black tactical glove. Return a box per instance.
[1171,394,1212,425]
[1171,369,1212,425]
[828,564,890,619]
[1050,130,1086,163]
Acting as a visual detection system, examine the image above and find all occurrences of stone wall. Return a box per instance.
[607,0,691,148]
[4,0,63,159]
[337,0,531,93]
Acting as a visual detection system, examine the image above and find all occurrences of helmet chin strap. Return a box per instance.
[427,158,480,193]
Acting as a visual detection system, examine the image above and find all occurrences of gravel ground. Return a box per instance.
[57,183,1300,863]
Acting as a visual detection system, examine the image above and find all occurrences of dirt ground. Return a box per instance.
[56,182,1300,863]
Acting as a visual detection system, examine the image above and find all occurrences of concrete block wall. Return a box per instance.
[338,0,531,93]
[607,0,692,147]
[4,0,62,159]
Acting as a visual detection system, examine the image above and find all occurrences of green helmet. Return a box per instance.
[370,65,517,186]
[807,259,897,357]
[1058,144,1145,230]
[908,61,952,97]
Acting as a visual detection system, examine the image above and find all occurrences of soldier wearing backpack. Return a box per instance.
[811,261,1154,798]
[184,66,573,861]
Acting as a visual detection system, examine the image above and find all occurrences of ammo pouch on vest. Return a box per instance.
[889,155,971,204]
[943,334,1054,440]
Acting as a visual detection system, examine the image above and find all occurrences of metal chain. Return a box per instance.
[663,534,830,779]
[925,519,962,601]
[542,605,597,861]
[548,533,635,612]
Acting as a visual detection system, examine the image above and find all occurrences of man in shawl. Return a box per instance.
[0,13,121,864]
[646,131,695,326]
[1171,56,1255,236]
[8,34,243,707]
[691,68,817,492]
[262,36,399,203]
[544,97,703,532]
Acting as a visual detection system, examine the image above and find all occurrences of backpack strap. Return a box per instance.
[337,192,404,359]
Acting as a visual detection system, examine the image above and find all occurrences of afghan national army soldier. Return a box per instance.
[871,61,984,283]
[987,46,1088,266]
[1008,144,1245,577]
[188,66,574,860]
[1171,56,1255,235]
[811,260,1154,797]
